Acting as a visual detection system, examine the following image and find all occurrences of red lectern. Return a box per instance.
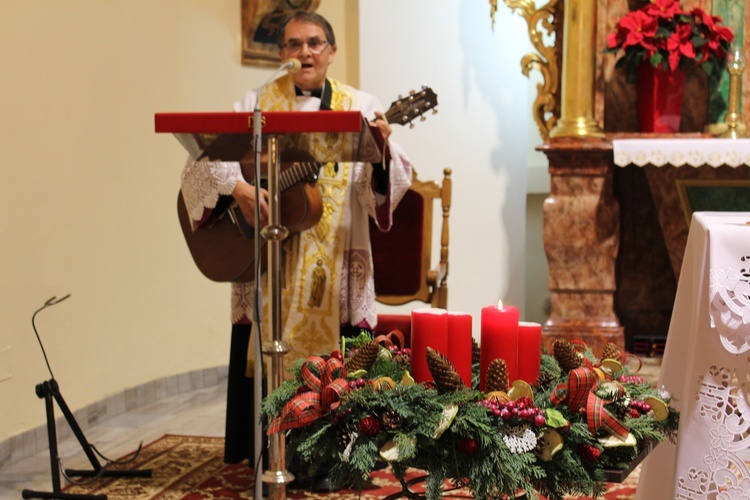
[155,110,381,499]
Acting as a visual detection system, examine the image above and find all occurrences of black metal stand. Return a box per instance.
[21,379,152,500]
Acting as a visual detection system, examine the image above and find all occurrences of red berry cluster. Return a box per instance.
[481,397,547,428]
[618,374,645,384]
[627,399,652,419]
[578,443,602,461]
[348,378,367,391]
[387,345,412,357]
[329,350,344,361]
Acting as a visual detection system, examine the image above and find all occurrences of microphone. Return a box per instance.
[254,58,301,113]
[284,58,302,73]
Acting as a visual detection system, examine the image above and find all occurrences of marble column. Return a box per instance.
[539,138,624,355]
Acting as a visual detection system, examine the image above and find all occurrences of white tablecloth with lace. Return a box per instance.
[636,212,750,499]
[613,138,750,167]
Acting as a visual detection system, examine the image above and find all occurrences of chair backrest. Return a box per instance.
[369,168,452,309]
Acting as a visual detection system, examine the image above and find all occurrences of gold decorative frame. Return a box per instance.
[241,0,321,68]
[676,179,750,225]
[502,0,560,141]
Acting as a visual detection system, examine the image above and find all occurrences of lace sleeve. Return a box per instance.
[352,91,413,231]
[180,156,244,223]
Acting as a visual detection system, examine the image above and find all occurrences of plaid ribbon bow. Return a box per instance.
[267,356,349,435]
[550,367,630,440]
[375,329,406,350]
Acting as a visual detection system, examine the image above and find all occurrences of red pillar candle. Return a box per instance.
[517,321,542,385]
[447,311,473,388]
[479,301,519,391]
[410,308,448,384]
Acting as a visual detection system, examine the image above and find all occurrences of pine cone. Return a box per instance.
[553,339,582,373]
[346,341,380,372]
[394,353,411,367]
[381,409,403,430]
[472,338,481,365]
[485,358,510,392]
[536,370,557,389]
[600,341,621,362]
[426,347,465,393]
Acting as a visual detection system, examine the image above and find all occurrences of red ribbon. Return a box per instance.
[375,329,406,351]
[550,367,630,440]
[622,352,643,373]
[267,356,349,435]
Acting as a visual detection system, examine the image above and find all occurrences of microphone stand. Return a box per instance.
[251,59,298,500]
[252,71,265,500]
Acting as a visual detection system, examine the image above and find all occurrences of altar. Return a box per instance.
[635,211,750,498]
[505,0,750,354]
[540,136,750,353]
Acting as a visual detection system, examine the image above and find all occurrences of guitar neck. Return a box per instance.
[277,86,437,190]
[279,162,321,192]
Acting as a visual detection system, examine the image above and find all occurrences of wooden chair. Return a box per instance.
[369,168,452,345]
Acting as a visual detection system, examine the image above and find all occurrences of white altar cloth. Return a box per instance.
[613,138,750,168]
[636,212,750,499]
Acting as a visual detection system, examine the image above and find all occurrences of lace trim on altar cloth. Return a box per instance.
[674,249,750,499]
[675,366,750,499]
[612,138,750,168]
[709,264,750,355]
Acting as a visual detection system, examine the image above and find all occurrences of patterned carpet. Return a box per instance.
[64,435,639,499]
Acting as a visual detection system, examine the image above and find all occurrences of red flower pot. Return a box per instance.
[636,63,685,133]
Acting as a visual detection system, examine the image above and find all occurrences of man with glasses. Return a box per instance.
[180,10,412,491]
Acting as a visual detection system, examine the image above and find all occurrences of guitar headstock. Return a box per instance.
[385,86,438,128]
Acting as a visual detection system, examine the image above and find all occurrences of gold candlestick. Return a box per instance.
[706,49,747,139]
[720,49,747,139]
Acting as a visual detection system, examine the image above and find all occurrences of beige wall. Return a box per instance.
[1,0,552,449]
[0,0,351,444]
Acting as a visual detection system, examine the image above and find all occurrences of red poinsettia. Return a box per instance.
[606,0,734,82]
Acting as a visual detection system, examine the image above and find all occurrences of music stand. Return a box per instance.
[156,110,381,498]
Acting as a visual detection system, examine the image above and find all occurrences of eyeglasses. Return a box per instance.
[281,39,329,55]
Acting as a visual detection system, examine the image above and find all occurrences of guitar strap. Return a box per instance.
[246,75,356,374]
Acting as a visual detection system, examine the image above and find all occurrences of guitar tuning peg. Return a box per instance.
[398,95,403,100]
[409,90,415,96]
[421,84,427,90]
[432,109,438,114]
[409,123,415,129]
[420,116,426,121]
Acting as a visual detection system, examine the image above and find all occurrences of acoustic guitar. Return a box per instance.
[178,86,438,282]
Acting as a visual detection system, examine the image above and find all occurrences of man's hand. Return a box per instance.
[232,180,268,227]
[373,112,392,143]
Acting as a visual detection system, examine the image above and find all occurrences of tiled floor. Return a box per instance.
[0,379,227,498]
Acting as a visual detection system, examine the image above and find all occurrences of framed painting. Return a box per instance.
[676,179,750,224]
[241,0,321,67]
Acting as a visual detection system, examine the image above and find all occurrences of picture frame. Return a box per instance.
[241,0,321,68]
[676,179,750,224]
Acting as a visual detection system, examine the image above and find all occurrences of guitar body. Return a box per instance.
[177,87,437,283]
[178,173,322,282]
